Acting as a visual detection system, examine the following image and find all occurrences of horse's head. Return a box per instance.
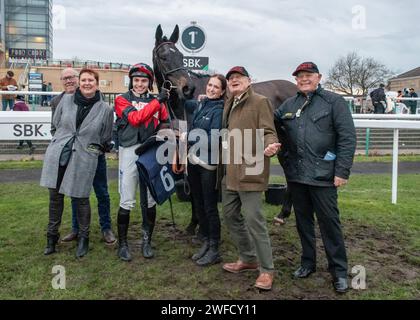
[153,25,195,114]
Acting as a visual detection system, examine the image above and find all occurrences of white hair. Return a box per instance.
[61,68,79,78]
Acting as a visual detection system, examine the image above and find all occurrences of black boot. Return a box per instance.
[117,207,131,262]
[76,237,89,258]
[142,206,156,259]
[196,240,222,266]
[142,229,154,259]
[75,198,91,258]
[44,234,59,255]
[192,239,209,261]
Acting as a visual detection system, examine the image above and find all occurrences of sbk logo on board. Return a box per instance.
[13,124,47,137]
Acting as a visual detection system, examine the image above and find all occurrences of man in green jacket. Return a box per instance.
[221,66,280,291]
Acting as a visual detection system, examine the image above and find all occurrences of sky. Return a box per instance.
[53,0,420,82]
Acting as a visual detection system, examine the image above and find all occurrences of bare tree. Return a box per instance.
[324,52,393,96]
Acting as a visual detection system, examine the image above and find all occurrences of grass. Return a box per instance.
[1,154,419,170]
[0,173,419,300]
[270,154,420,166]
[0,158,119,170]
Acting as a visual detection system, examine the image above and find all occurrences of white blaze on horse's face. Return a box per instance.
[132,77,150,95]
[206,77,224,100]
[228,73,251,98]
[295,72,322,95]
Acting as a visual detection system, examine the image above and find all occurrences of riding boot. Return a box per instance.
[192,238,209,261]
[142,206,156,259]
[44,234,60,255]
[196,239,222,266]
[76,237,89,258]
[117,207,132,262]
[75,198,91,258]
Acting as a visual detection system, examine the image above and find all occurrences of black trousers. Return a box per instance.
[288,182,348,277]
[187,163,221,242]
[47,166,91,238]
[373,101,385,114]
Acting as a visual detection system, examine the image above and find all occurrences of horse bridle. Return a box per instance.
[153,41,191,193]
[153,41,190,91]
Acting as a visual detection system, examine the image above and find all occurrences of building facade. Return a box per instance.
[389,67,420,93]
[0,0,6,65]
[5,0,53,63]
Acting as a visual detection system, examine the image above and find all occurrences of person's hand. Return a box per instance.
[157,88,170,103]
[198,94,207,101]
[264,143,281,157]
[334,176,348,188]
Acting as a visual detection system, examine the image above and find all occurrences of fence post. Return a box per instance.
[365,128,370,157]
[392,129,399,204]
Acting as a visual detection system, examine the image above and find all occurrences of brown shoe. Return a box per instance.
[103,229,117,245]
[61,231,78,243]
[222,260,258,274]
[255,272,274,290]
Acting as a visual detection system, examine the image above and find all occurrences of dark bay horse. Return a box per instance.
[153,25,298,118]
[189,73,298,111]
[153,25,296,214]
[153,24,195,120]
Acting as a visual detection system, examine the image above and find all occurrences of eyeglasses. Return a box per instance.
[61,75,77,82]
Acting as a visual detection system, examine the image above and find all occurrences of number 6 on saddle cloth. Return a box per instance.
[135,135,183,205]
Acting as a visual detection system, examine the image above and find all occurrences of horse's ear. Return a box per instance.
[155,24,163,44]
[169,25,179,43]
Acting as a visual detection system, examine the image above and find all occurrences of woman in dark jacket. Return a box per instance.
[40,69,114,258]
[186,74,227,266]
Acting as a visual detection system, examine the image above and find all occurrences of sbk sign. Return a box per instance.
[183,56,209,71]
[0,123,52,140]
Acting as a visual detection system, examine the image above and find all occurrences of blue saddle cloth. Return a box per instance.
[135,139,181,205]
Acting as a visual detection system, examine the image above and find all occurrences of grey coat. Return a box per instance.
[40,93,114,198]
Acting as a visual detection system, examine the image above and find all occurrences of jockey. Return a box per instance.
[114,63,170,261]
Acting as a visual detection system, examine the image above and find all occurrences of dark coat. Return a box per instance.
[274,86,356,187]
[186,98,224,164]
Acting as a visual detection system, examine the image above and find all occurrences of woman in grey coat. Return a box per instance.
[40,68,114,258]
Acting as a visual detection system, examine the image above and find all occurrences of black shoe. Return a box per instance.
[44,235,59,255]
[196,247,222,266]
[333,277,349,293]
[293,266,316,279]
[76,237,89,258]
[29,146,36,155]
[192,240,209,261]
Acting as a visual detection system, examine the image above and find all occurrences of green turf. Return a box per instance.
[0,174,419,300]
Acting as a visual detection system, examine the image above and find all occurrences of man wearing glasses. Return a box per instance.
[50,68,116,246]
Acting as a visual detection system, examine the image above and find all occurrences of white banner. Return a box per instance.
[0,112,52,140]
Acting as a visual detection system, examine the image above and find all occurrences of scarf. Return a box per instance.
[74,88,101,130]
